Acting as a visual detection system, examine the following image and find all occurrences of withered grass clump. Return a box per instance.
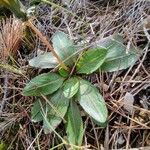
[0,16,23,61]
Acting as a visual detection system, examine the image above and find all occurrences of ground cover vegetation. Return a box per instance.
[0,0,150,149]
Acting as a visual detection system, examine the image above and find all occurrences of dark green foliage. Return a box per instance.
[66,100,83,147]
[77,47,107,74]
[23,31,138,147]
[23,73,64,96]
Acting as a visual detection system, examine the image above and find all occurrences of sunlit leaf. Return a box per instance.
[23,73,64,96]
[52,31,77,66]
[29,52,58,69]
[76,48,107,74]
[63,77,79,98]
[101,51,138,72]
[78,79,108,123]
[95,34,138,72]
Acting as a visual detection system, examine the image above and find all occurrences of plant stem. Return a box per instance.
[26,20,69,71]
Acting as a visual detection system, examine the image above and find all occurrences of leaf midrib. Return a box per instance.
[25,78,63,92]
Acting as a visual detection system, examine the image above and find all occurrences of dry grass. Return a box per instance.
[0,0,150,149]
[0,16,23,61]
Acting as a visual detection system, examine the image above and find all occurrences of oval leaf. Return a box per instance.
[101,51,138,72]
[63,77,79,98]
[29,52,58,69]
[23,73,64,96]
[76,48,107,74]
[52,31,77,66]
[78,79,108,123]
[95,34,124,54]
[95,35,138,72]
[42,89,69,133]
[66,100,83,147]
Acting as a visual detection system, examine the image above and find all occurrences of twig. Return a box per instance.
[112,147,150,150]
[26,20,69,71]
[0,73,8,115]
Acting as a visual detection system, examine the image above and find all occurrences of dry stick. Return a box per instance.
[41,94,66,123]
[126,111,134,149]
[104,125,109,150]
[112,147,150,150]
[39,100,85,150]
[26,20,69,71]
[27,129,43,150]
[0,74,8,115]
[114,44,149,99]
[90,119,100,150]
[114,109,150,129]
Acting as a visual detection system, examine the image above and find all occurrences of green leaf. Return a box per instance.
[100,36,125,59]
[23,73,64,96]
[29,52,58,69]
[78,79,108,123]
[76,48,107,74]
[95,34,124,50]
[42,89,69,133]
[101,51,138,72]
[31,99,44,122]
[96,35,138,72]
[52,31,77,66]
[58,67,69,78]
[66,100,83,147]
[63,77,79,98]
[92,118,108,127]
